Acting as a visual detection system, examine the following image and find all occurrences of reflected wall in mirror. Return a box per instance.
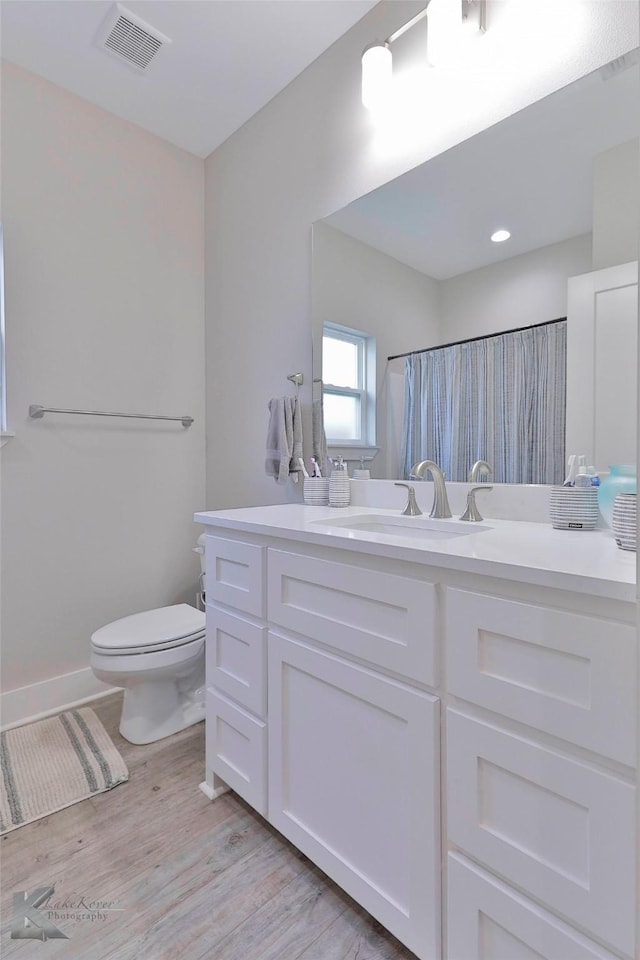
[312,52,639,482]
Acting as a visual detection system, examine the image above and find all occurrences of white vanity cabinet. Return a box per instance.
[199,515,637,960]
[203,531,442,960]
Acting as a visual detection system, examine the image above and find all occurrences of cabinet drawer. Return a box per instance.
[446,709,635,957]
[267,549,437,685]
[206,690,266,815]
[206,606,266,717]
[445,588,636,765]
[447,854,621,960]
[205,536,264,617]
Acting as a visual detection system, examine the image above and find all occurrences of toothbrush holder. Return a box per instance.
[303,477,330,506]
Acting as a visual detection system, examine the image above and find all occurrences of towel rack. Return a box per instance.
[286,373,304,394]
[29,405,194,427]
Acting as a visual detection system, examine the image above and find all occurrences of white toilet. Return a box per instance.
[90,603,206,745]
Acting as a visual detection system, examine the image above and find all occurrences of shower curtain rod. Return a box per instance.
[387,316,567,362]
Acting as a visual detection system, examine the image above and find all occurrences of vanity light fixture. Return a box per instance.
[361,0,486,109]
[491,229,511,243]
[361,42,393,110]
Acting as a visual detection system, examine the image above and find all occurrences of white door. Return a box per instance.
[566,260,638,470]
[268,631,441,960]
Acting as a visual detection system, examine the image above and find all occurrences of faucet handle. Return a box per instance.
[395,482,423,516]
[460,485,493,522]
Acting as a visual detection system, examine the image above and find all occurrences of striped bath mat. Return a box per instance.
[0,708,128,834]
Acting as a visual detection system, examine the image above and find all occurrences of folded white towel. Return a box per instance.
[265,396,304,484]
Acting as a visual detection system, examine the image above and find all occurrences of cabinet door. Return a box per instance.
[447,854,621,960]
[268,631,440,960]
[447,709,635,957]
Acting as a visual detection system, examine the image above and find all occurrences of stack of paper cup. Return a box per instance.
[549,487,599,530]
[303,478,330,505]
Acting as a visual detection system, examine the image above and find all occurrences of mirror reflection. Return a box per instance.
[312,53,639,483]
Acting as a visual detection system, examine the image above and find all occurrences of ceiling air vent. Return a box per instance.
[97,3,172,72]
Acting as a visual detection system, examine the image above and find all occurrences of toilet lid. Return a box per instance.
[91,604,206,652]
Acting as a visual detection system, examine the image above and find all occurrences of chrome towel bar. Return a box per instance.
[29,405,194,427]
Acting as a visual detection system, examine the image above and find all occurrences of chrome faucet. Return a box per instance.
[469,460,493,483]
[394,483,422,516]
[409,460,452,518]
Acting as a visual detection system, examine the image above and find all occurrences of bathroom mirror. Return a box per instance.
[312,53,640,481]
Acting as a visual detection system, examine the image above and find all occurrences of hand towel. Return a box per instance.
[289,396,303,482]
[312,398,329,477]
[265,396,304,484]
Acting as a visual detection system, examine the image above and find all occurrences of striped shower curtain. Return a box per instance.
[401,321,566,484]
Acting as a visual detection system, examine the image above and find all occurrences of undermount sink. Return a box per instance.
[309,514,491,540]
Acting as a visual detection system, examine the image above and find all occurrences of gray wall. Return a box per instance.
[1,63,205,715]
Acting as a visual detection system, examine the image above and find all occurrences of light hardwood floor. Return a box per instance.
[1,694,418,959]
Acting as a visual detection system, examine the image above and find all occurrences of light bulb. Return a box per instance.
[491,229,511,243]
[361,42,392,110]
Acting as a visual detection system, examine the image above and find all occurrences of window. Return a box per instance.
[322,322,375,447]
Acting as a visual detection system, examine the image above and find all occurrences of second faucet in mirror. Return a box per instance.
[469,460,493,482]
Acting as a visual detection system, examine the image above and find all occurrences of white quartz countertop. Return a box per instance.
[194,504,637,603]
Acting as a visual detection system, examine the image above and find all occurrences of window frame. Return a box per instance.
[322,321,376,449]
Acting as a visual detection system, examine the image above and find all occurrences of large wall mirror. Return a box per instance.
[312,52,639,483]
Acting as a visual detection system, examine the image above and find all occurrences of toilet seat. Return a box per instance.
[91,603,206,656]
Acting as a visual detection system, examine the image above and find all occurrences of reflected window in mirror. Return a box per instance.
[322,322,376,447]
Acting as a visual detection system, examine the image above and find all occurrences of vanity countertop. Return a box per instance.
[194,504,636,603]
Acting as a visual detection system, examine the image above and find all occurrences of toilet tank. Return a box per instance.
[193,533,206,576]
[193,533,206,609]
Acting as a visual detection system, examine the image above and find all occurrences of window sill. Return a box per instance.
[0,431,15,448]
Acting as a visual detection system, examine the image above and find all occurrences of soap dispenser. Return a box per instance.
[329,457,351,507]
[352,456,371,480]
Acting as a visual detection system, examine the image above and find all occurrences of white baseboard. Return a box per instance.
[0,667,120,731]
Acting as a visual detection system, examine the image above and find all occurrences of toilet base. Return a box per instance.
[90,624,206,746]
[119,677,205,745]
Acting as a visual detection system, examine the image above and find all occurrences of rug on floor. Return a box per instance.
[0,707,129,834]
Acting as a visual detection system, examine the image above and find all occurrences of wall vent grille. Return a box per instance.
[99,4,171,72]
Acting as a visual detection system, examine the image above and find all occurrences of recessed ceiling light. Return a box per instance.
[491,229,511,243]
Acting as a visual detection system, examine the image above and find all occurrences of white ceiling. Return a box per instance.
[325,52,640,279]
[0,0,378,158]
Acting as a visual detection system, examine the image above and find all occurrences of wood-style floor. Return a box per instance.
[1,693,417,959]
